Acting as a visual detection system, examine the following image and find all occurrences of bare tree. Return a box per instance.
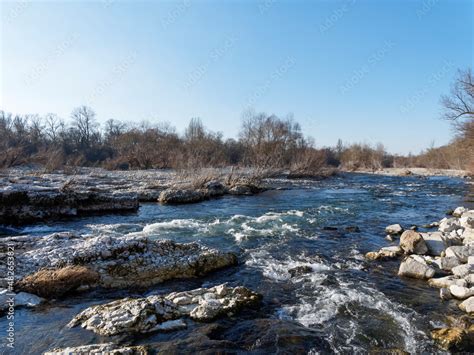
[441,68,474,121]
[44,113,64,144]
[71,106,98,147]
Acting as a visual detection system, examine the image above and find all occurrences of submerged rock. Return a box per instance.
[365,246,402,261]
[0,289,44,312]
[2,233,237,296]
[398,255,435,279]
[440,287,453,300]
[68,284,261,336]
[44,343,149,355]
[431,327,474,351]
[399,230,428,255]
[288,265,313,277]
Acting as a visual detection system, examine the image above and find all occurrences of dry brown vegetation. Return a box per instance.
[16,265,99,298]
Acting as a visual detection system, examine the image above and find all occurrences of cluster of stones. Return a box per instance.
[67,283,262,336]
[366,206,474,351]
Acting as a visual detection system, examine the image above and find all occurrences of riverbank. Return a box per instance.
[347,167,471,178]
[366,206,474,351]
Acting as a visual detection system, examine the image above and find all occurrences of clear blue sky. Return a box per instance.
[1,0,472,154]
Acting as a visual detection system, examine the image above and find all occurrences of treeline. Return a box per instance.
[0,108,329,173]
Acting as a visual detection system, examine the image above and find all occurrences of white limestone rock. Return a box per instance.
[385,224,403,235]
[398,255,435,279]
[449,285,474,299]
[428,276,467,289]
[459,296,474,313]
[452,264,474,278]
[68,284,261,336]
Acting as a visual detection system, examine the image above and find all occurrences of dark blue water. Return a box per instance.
[1,173,472,354]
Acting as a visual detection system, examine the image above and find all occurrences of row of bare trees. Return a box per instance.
[0,108,329,173]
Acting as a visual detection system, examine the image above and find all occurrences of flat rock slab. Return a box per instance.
[1,232,237,295]
[68,284,262,336]
[44,343,148,355]
[0,186,139,224]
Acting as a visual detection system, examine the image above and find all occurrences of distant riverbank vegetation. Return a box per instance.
[1,69,472,175]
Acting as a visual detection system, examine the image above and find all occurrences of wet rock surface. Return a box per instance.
[44,343,149,355]
[398,255,436,279]
[2,173,472,354]
[0,232,237,295]
[68,284,261,336]
[367,205,474,351]
[0,288,44,312]
[0,168,268,223]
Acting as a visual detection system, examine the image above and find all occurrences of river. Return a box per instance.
[1,173,472,354]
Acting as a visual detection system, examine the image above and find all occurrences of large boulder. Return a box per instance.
[449,285,474,300]
[445,245,474,263]
[399,230,428,255]
[460,216,474,230]
[398,255,436,279]
[228,184,257,196]
[439,256,462,271]
[421,232,451,256]
[462,229,474,245]
[453,207,468,218]
[1,233,237,295]
[68,284,262,336]
[439,218,462,233]
[452,264,474,278]
[459,296,474,313]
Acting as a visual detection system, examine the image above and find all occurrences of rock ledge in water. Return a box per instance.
[44,343,148,355]
[68,283,261,336]
[1,233,237,296]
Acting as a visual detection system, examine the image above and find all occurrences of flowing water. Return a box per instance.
[1,173,472,354]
